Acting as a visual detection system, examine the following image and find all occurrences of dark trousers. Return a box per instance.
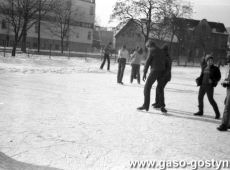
[117,58,126,83]
[143,70,165,109]
[155,78,168,107]
[100,53,110,70]
[131,64,140,84]
[198,85,220,116]
[222,89,230,126]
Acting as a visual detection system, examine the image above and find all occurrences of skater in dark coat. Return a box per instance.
[130,47,143,84]
[137,40,166,111]
[100,42,112,71]
[194,54,221,119]
[217,57,230,131]
[152,44,172,113]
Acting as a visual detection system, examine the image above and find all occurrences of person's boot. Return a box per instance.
[194,111,203,116]
[217,124,228,131]
[215,113,220,119]
[161,107,167,113]
[137,105,149,111]
[152,103,161,108]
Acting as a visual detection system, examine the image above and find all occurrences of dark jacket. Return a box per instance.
[163,54,172,82]
[143,47,166,74]
[196,65,221,87]
[104,44,112,55]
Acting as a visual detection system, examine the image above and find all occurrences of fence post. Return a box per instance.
[85,48,87,62]
[49,44,52,59]
[3,41,6,57]
[27,44,30,58]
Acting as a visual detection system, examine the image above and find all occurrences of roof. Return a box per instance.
[175,18,227,33]
[115,19,140,38]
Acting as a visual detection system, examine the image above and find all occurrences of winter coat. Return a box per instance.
[163,54,172,82]
[130,51,142,65]
[118,48,129,60]
[143,47,166,75]
[104,44,112,55]
[196,65,221,87]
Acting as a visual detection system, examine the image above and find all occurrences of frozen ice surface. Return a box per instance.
[0,54,229,170]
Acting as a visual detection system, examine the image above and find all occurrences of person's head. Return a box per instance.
[122,45,126,50]
[138,47,143,54]
[108,42,112,46]
[227,55,230,66]
[146,40,157,50]
[205,54,214,66]
[162,44,169,56]
[162,44,169,52]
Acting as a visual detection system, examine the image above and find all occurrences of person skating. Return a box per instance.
[137,40,166,111]
[152,44,172,113]
[100,42,112,71]
[117,45,129,84]
[130,47,144,84]
[194,54,221,119]
[217,57,230,131]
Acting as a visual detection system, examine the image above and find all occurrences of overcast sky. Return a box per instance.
[95,0,230,28]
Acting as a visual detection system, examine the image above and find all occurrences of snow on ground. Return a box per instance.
[0,53,230,170]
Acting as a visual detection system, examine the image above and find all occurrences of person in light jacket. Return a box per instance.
[117,45,129,84]
[130,47,143,84]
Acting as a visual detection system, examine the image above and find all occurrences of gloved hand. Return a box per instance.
[143,74,146,82]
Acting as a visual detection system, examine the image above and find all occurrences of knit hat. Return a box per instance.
[205,54,214,61]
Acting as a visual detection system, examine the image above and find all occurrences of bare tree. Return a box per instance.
[0,0,54,56]
[47,0,77,53]
[0,0,24,56]
[37,0,55,53]
[110,0,162,44]
[159,0,193,50]
[110,0,193,48]
[19,0,54,53]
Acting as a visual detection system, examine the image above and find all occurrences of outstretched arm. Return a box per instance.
[143,52,152,75]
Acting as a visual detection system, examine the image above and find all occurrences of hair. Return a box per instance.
[146,40,156,48]
[138,47,143,54]
[122,45,126,49]
[162,44,169,52]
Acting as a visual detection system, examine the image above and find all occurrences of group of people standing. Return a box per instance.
[100,41,230,131]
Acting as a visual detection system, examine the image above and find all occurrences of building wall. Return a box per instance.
[0,0,95,52]
[115,21,145,52]
[175,19,228,64]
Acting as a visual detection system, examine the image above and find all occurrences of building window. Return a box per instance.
[90,7,94,15]
[1,19,7,29]
[76,33,80,38]
[88,31,91,40]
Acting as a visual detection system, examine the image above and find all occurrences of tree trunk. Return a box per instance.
[12,34,19,57]
[37,20,41,52]
[61,38,64,54]
[21,28,27,53]
[12,41,18,57]
[37,0,41,53]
